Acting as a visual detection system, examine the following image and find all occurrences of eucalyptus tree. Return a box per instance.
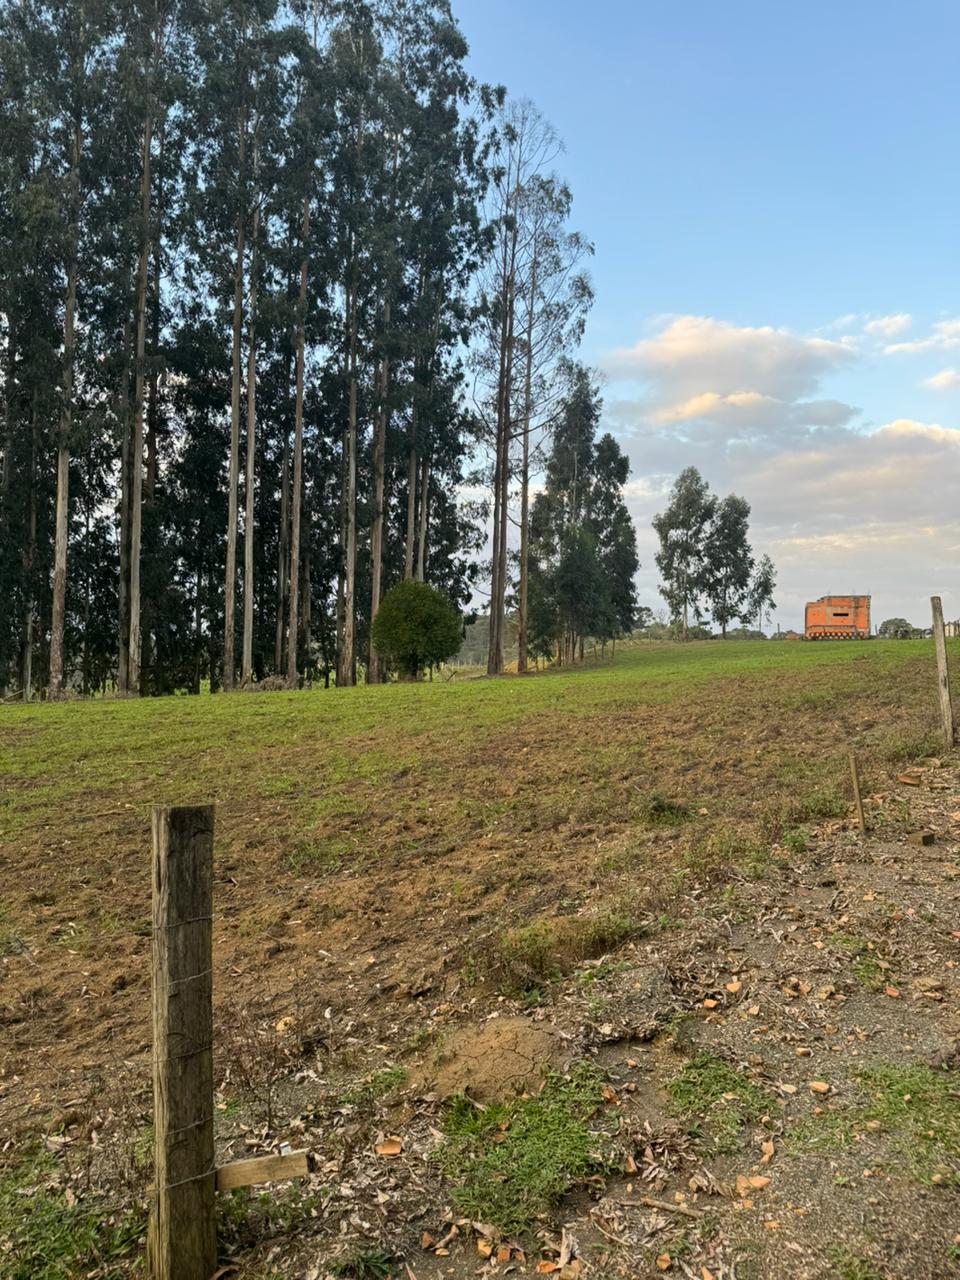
[527,365,636,664]
[653,465,717,638]
[511,174,592,672]
[474,99,563,676]
[703,493,753,637]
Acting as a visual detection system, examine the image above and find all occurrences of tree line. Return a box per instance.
[653,466,776,638]
[1,0,619,699]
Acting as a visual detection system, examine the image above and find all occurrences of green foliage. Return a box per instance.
[490,907,644,992]
[653,466,717,635]
[371,580,463,679]
[653,468,776,636]
[878,617,914,639]
[790,1060,960,1184]
[668,1052,770,1153]
[825,1246,884,1280]
[0,1153,145,1280]
[703,493,753,635]
[330,1250,400,1278]
[437,1064,608,1233]
[528,365,639,657]
[637,791,692,826]
[341,1065,407,1106]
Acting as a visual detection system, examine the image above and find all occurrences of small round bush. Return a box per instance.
[371,580,462,679]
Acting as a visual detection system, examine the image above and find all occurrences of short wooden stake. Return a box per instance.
[848,751,867,833]
[147,805,217,1280]
[931,596,956,749]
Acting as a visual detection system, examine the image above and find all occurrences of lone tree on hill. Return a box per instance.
[370,579,462,681]
[652,466,716,639]
[653,467,776,637]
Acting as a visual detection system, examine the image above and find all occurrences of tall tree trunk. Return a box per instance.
[403,265,427,581]
[127,110,153,695]
[49,119,81,700]
[516,236,539,675]
[142,119,165,692]
[286,188,310,687]
[19,400,38,700]
[415,453,430,581]
[241,156,260,688]
[367,299,390,682]
[487,292,510,675]
[487,209,519,677]
[275,421,290,673]
[81,481,91,696]
[117,313,132,693]
[338,274,358,687]
[224,117,246,692]
[301,533,311,674]
[403,413,417,580]
[494,270,516,664]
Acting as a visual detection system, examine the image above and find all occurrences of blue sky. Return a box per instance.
[455,0,960,629]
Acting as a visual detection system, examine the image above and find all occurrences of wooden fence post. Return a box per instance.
[931,597,956,749]
[148,805,217,1280]
[848,751,867,833]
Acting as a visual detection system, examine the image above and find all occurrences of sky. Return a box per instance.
[454,0,960,631]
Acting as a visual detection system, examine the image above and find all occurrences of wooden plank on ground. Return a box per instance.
[216,1150,311,1191]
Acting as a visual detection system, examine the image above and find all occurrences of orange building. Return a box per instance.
[804,595,871,640]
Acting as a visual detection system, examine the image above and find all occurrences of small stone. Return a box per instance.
[809,1080,831,1094]
[795,1047,812,1057]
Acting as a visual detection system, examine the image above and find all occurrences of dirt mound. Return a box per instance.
[411,1015,572,1103]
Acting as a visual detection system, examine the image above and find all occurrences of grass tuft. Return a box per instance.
[489,906,645,994]
[436,1063,609,1234]
[0,1152,145,1280]
[667,1051,770,1154]
[636,791,692,827]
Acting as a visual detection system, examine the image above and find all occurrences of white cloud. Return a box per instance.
[863,313,912,337]
[924,368,960,391]
[604,315,854,402]
[885,318,960,355]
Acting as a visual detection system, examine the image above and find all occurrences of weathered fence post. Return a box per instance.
[848,751,867,833]
[931,597,956,749]
[148,804,217,1280]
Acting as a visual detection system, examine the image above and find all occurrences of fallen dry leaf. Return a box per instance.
[725,979,742,993]
[703,998,719,1009]
[884,986,901,999]
[656,1256,672,1272]
[760,1138,775,1164]
[374,1136,402,1157]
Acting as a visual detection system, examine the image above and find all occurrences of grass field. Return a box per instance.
[1,637,956,1276]
[1,639,946,1099]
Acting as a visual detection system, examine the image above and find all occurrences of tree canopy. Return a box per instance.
[653,467,776,638]
[371,578,462,678]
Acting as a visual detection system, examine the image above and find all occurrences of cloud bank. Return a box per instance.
[600,315,960,629]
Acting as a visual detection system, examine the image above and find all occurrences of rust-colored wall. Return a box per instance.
[804,595,871,639]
